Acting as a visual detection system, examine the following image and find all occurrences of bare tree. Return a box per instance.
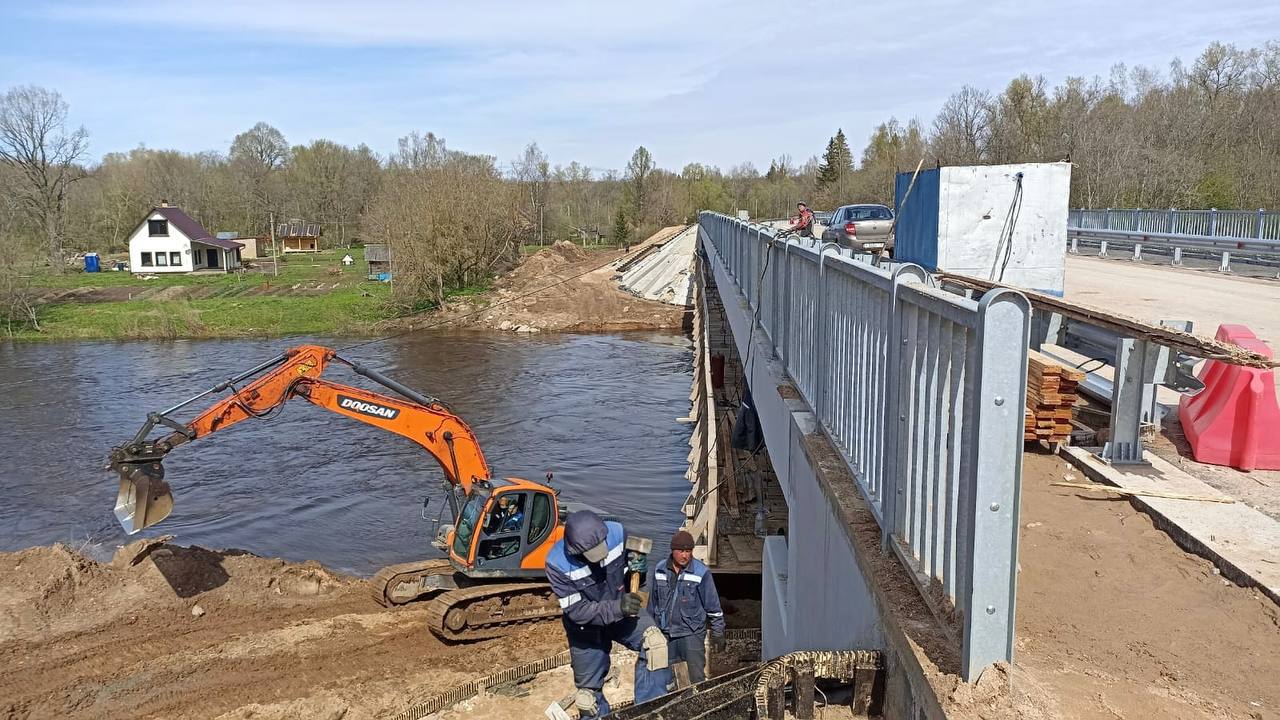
[0,85,89,272]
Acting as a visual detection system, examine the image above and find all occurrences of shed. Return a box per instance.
[217,232,259,259]
[364,243,392,281]
[277,220,322,253]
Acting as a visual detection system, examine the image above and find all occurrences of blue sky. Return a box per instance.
[1,1,1277,173]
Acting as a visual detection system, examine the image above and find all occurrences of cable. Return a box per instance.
[991,173,1025,283]
[1075,357,1108,373]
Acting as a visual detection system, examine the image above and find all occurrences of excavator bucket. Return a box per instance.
[113,462,174,535]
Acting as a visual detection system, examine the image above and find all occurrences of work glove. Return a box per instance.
[620,592,644,617]
[711,634,727,653]
[626,551,647,575]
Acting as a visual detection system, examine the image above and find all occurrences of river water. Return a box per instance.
[0,331,694,576]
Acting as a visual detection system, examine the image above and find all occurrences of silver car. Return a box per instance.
[821,204,895,254]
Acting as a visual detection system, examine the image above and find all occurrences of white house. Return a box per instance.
[127,203,243,274]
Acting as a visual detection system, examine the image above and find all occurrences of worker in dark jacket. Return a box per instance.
[545,510,672,717]
[649,530,725,683]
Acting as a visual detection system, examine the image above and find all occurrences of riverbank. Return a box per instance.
[10,238,685,341]
[0,539,566,719]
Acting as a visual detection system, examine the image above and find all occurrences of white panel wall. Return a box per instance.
[936,162,1071,296]
[128,212,193,273]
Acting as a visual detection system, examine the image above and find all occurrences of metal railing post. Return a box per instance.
[812,243,841,419]
[881,263,929,549]
[960,288,1030,681]
[1167,208,1175,233]
[1103,208,1111,230]
[1209,207,1218,237]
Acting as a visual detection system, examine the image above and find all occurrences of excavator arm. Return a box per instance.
[108,344,491,534]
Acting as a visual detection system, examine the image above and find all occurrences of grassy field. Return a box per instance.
[12,248,403,341]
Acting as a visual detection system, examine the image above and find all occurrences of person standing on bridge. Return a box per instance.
[545,510,672,717]
[789,202,815,238]
[649,529,726,684]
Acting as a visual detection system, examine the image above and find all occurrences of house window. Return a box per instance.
[148,219,169,236]
[155,253,168,267]
[169,251,182,266]
[140,252,153,267]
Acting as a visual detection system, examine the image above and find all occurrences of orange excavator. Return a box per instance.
[108,344,605,641]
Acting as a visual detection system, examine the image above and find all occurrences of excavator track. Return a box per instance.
[425,582,563,642]
[369,558,457,607]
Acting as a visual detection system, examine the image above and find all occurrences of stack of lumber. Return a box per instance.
[1024,350,1084,444]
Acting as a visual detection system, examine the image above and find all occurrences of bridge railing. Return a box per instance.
[1069,207,1280,241]
[698,212,1030,681]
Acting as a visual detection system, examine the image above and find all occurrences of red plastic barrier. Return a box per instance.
[1178,324,1280,471]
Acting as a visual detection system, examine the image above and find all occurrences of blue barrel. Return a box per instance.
[84,253,100,272]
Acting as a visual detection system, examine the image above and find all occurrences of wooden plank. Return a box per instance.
[939,272,1278,368]
[716,415,740,519]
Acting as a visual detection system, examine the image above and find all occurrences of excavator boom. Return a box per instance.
[109,344,491,535]
[109,344,571,641]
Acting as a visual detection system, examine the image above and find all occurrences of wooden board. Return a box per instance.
[938,272,1278,369]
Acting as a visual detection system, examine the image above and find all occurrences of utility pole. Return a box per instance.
[269,211,278,277]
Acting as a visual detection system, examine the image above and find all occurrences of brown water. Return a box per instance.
[0,331,693,575]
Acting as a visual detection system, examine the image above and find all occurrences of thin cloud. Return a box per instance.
[5,0,1279,170]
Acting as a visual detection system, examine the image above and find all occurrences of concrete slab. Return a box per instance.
[1061,445,1280,603]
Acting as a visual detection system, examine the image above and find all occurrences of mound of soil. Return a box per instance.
[428,237,689,334]
[0,540,564,720]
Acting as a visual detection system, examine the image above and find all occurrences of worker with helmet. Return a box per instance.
[790,202,815,237]
[545,510,672,717]
[649,529,726,684]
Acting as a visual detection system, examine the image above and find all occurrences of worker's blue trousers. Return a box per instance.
[564,612,673,717]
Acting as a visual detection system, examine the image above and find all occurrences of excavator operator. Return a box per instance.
[545,510,671,717]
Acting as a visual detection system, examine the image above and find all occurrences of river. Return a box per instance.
[0,331,693,575]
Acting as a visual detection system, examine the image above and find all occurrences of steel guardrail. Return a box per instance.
[1069,207,1280,241]
[698,211,1029,682]
[1065,226,1280,273]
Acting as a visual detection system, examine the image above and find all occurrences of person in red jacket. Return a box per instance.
[789,202,815,237]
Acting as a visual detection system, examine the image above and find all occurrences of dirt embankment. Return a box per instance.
[943,452,1280,720]
[428,240,689,334]
[0,540,564,720]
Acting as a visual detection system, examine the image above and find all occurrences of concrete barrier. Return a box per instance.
[1179,324,1280,470]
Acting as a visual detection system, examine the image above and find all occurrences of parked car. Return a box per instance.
[821,203,895,254]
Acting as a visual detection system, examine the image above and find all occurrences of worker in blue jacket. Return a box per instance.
[649,529,726,684]
[545,510,672,717]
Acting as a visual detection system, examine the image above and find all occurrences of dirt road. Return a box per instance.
[1064,255,1280,350]
[0,540,565,720]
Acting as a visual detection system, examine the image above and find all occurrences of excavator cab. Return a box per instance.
[446,479,562,577]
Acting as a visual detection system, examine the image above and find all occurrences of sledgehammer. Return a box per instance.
[625,535,653,605]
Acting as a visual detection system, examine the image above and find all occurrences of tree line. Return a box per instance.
[2,40,1276,313]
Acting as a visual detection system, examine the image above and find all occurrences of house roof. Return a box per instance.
[149,206,242,249]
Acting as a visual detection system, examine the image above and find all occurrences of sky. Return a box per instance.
[1,1,1277,174]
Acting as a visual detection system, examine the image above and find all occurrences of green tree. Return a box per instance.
[613,207,630,246]
[816,129,853,189]
[624,145,655,221]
